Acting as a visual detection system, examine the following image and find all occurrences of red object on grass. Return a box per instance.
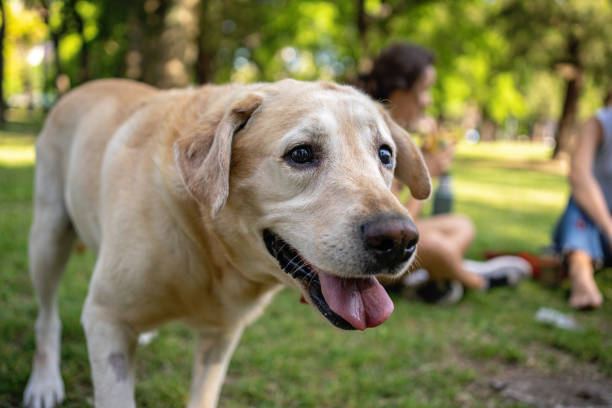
[483,250,564,281]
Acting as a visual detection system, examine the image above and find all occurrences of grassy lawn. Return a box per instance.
[1,117,611,407]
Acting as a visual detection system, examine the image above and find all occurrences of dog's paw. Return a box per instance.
[23,365,65,408]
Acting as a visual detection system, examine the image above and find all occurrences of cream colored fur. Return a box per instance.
[23,78,430,408]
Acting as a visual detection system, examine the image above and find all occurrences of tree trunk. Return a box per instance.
[0,0,6,123]
[37,1,62,101]
[480,118,499,141]
[50,31,64,93]
[140,0,198,88]
[196,0,213,84]
[553,68,583,158]
[553,37,582,159]
[72,5,89,84]
[195,41,212,84]
[356,0,367,50]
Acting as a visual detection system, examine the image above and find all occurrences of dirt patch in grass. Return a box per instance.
[461,345,612,408]
[489,367,612,408]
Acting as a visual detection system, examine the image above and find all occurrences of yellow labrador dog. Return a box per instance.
[23,79,430,408]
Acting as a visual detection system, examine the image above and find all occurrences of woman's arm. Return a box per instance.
[569,116,612,243]
[393,143,453,219]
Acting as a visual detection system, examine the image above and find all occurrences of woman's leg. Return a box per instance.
[416,213,475,255]
[567,250,603,309]
[415,226,485,290]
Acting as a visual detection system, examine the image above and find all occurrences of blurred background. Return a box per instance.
[2,1,612,407]
[3,0,612,157]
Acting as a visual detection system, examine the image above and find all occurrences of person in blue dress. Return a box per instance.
[554,90,612,309]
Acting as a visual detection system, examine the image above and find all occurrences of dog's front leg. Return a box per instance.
[82,300,138,408]
[188,326,245,408]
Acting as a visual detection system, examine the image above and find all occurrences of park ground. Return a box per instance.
[0,110,611,407]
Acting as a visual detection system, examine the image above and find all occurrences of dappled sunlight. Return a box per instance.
[450,141,570,253]
[456,180,568,213]
[0,138,35,167]
[452,141,569,215]
[456,157,568,176]
[456,141,554,162]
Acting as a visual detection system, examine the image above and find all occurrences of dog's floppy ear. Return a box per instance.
[381,108,432,199]
[174,93,263,217]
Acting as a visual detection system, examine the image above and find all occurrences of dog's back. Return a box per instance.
[34,79,157,250]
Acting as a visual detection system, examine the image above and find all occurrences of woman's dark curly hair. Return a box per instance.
[358,43,435,102]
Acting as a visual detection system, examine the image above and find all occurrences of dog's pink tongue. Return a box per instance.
[318,272,394,330]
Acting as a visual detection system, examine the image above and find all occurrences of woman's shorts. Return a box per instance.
[553,197,612,268]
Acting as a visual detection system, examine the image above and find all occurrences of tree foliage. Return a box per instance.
[4,0,612,151]
[495,0,612,155]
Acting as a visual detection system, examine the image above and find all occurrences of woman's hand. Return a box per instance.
[422,143,455,178]
[415,116,454,178]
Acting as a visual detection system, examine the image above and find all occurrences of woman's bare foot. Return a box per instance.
[569,269,603,309]
[568,251,603,309]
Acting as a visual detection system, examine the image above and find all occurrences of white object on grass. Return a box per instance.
[535,307,579,330]
[138,331,159,346]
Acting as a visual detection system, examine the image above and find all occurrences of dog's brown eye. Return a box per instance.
[287,145,315,165]
[379,145,392,167]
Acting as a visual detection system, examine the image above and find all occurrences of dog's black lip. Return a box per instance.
[263,229,355,330]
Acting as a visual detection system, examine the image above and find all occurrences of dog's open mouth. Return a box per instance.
[263,229,394,331]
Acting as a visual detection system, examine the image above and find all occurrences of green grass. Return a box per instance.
[1,124,610,407]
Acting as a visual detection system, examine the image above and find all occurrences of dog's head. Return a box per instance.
[175,79,431,330]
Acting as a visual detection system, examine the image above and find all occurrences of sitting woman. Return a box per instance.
[357,43,531,303]
[554,90,612,309]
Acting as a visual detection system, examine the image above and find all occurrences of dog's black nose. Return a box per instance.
[361,217,419,269]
